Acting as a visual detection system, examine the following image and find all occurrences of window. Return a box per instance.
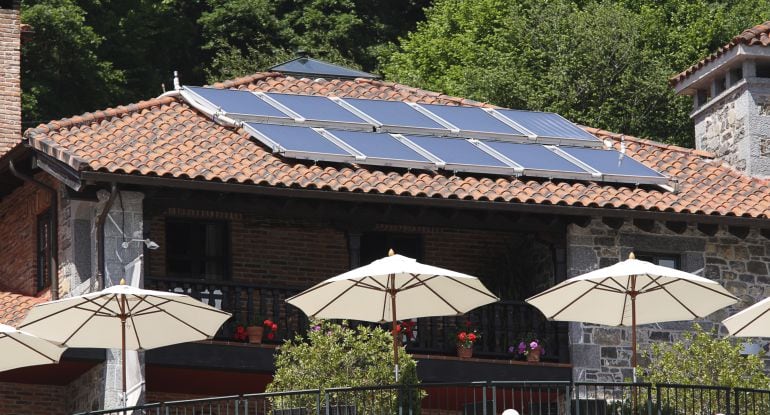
[36,210,51,291]
[636,253,680,270]
[166,219,229,279]
[360,232,422,265]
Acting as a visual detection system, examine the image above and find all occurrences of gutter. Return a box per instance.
[9,160,59,300]
[95,183,118,289]
[80,171,770,228]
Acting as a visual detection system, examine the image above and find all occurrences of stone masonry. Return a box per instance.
[567,217,770,382]
[0,1,20,151]
[693,76,770,178]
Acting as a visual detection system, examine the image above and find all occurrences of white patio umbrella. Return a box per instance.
[723,296,770,337]
[286,250,499,379]
[18,282,231,404]
[0,323,66,372]
[526,253,737,370]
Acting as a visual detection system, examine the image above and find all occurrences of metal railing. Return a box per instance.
[145,277,568,361]
[73,382,770,415]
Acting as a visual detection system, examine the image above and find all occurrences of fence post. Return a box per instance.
[647,385,652,415]
[656,385,662,415]
[726,388,731,415]
[482,383,488,415]
[491,384,497,415]
[243,397,248,415]
[565,383,571,415]
[316,390,322,415]
[325,391,331,415]
[235,396,240,415]
[733,388,739,415]
[574,383,580,415]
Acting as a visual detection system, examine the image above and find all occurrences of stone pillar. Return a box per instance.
[92,189,146,409]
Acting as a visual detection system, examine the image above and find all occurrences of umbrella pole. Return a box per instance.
[119,294,127,412]
[631,278,638,414]
[390,275,399,382]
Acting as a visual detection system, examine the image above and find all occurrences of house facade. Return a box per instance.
[0,1,769,411]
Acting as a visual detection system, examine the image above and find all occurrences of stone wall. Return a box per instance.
[693,78,770,178]
[0,1,21,151]
[567,218,770,382]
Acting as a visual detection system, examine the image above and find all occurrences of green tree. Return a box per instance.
[642,324,769,388]
[384,0,770,147]
[267,321,420,413]
[21,0,125,125]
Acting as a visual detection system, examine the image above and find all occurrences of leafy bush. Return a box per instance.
[641,323,770,415]
[266,321,421,413]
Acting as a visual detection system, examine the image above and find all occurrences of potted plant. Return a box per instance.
[395,320,417,344]
[456,321,479,358]
[246,317,279,344]
[233,321,248,342]
[513,338,544,362]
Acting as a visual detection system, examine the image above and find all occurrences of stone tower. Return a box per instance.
[671,22,770,178]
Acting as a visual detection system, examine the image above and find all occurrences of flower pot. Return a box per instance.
[246,326,264,344]
[457,345,473,358]
[527,348,541,362]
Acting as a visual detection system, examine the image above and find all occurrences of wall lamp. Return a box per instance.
[121,238,160,250]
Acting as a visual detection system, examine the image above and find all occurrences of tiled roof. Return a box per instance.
[24,73,770,219]
[671,21,770,86]
[0,291,46,325]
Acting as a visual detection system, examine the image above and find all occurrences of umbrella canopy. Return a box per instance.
[723,296,770,337]
[287,253,498,322]
[286,251,498,379]
[0,324,66,372]
[18,283,231,402]
[526,253,737,369]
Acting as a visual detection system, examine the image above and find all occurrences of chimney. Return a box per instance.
[0,0,20,151]
[671,21,770,178]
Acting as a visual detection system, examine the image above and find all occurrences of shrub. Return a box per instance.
[266,321,421,413]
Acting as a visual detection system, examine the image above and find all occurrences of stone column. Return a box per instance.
[93,189,146,409]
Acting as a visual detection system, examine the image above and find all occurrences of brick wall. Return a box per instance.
[0,1,20,152]
[145,208,553,294]
[0,382,66,415]
[0,174,55,295]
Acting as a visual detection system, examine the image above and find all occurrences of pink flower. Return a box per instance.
[530,341,539,350]
[468,333,477,342]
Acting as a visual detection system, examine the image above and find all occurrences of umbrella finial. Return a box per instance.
[388,249,395,256]
[629,252,636,260]
[119,278,126,285]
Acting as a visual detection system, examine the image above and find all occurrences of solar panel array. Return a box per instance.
[183,86,669,185]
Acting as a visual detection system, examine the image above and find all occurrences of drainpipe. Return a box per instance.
[96,183,119,289]
[9,160,59,300]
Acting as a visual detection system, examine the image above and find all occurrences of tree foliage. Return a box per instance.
[384,0,770,147]
[266,321,420,413]
[642,324,769,388]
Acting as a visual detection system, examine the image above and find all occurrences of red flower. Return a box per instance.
[395,325,402,333]
[458,332,467,341]
[271,323,278,332]
[267,332,275,340]
[264,319,272,326]
[468,333,477,342]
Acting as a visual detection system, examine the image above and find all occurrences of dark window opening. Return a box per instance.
[757,63,770,78]
[715,77,726,95]
[696,89,710,107]
[636,253,680,270]
[730,66,743,85]
[360,232,423,265]
[36,210,51,291]
[166,219,229,279]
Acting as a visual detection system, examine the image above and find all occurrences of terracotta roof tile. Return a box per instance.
[671,21,770,86]
[22,73,770,220]
[0,291,47,325]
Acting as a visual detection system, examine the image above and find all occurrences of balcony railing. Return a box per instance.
[75,382,770,415]
[146,277,568,361]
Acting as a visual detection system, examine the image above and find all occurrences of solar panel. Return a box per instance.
[402,135,515,175]
[263,93,372,128]
[418,104,528,139]
[326,129,437,170]
[494,109,600,144]
[244,123,357,163]
[555,146,667,184]
[478,140,592,180]
[340,98,448,134]
[185,87,290,121]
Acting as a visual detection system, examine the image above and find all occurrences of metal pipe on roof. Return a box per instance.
[9,160,59,300]
[96,183,118,290]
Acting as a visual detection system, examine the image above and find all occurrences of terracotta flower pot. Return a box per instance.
[527,348,541,362]
[246,326,264,344]
[457,345,473,358]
